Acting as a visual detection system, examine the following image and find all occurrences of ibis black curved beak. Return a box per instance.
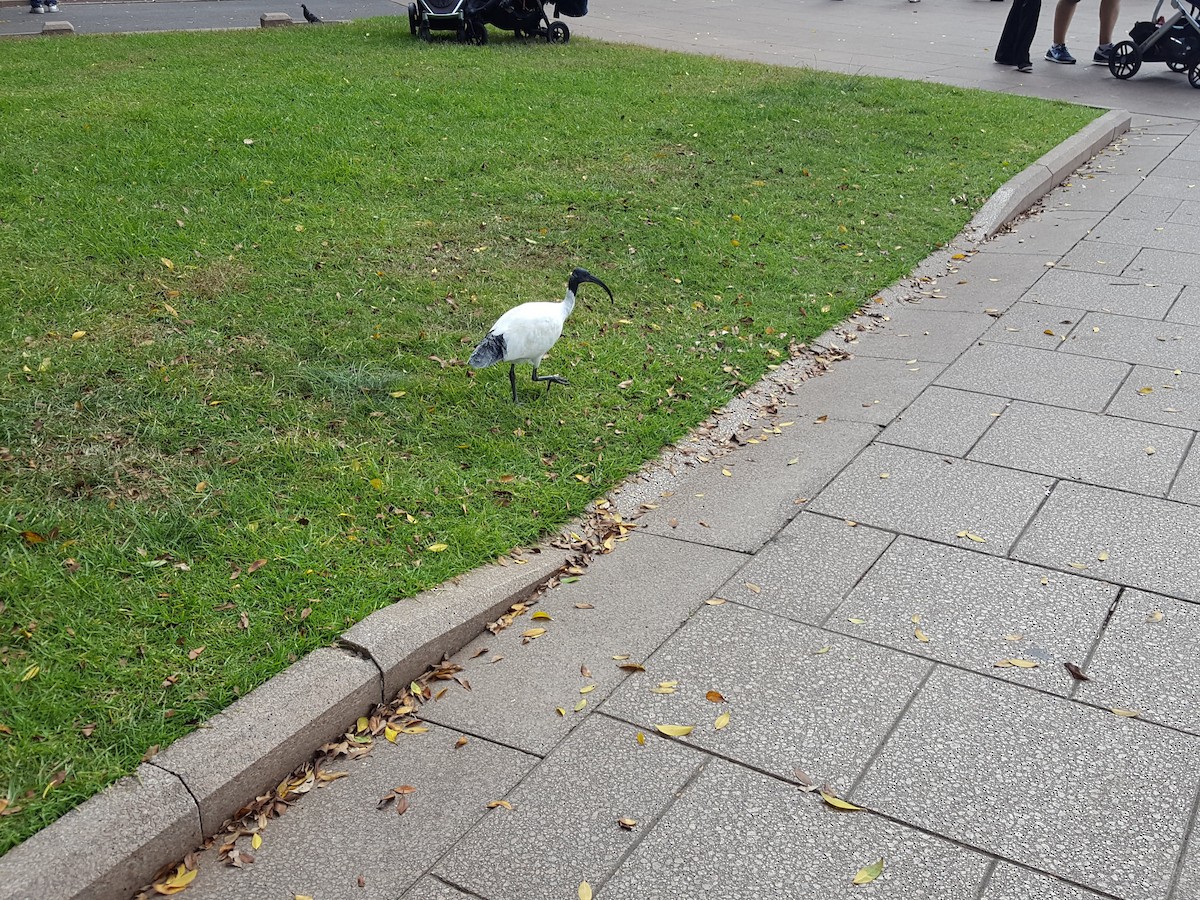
[569,267,614,303]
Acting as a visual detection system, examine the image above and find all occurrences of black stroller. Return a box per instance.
[1108,0,1200,88]
[409,0,589,44]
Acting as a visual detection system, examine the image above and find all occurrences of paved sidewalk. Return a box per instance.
[5,2,1200,899]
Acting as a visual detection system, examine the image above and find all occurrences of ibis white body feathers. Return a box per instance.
[469,268,613,401]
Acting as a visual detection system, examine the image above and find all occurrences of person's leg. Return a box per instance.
[1052,0,1078,44]
[1098,0,1120,45]
[1045,0,1079,61]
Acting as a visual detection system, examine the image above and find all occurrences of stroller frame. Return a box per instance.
[408,0,577,44]
[1108,0,1200,88]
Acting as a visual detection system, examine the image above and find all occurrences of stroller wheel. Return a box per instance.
[1190,65,1200,88]
[465,18,488,44]
[548,20,569,42]
[408,2,417,35]
[1108,41,1141,79]
[418,21,430,40]
[1167,59,1188,72]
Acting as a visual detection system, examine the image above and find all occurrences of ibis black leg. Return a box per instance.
[508,364,518,403]
[531,367,570,400]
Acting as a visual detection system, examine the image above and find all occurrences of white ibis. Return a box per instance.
[468,267,613,402]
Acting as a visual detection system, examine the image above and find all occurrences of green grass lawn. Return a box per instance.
[0,20,1099,852]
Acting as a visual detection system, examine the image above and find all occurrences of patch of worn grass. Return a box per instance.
[0,20,1099,851]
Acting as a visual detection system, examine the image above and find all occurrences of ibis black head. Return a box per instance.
[569,267,614,302]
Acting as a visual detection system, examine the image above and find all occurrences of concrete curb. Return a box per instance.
[0,546,568,900]
[0,108,1132,900]
[966,108,1132,241]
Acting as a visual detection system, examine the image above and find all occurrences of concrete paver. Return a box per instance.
[1172,442,1200,506]
[1076,590,1200,735]
[181,721,534,900]
[876,386,1008,457]
[434,716,701,900]
[846,307,991,362]
[1053,238,1142,274]
[600,760,991,900]
[808,443,1054,556]
[418,531,746,756]
[633,418,878,553]
[981,864,1109,900]
[1169,286,1200,326]
[980,301,1084,349]
[855,667,1200,900]
[832,537,1116,695]
[935,341,1129,412]
[1126,247,1200,284]
[968,400,1191,496]
[400,878,474,900]
[1014,480,1200,602]
[1064,311,1200,371]
[1020,268,1183,319]
[716,510,894,625]
[1105,364,1200,431]
[600,602,930,789]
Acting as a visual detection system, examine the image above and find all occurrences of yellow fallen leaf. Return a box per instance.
[636,731,646,745]
[910,614,921,624]
[251,833,262,850]
[71,330,87,340]
[714,711,731,730]
[914,627,930,643]
[847,617,866,625]
[1147,610,1164,623]
[487,799,513,810]
[1068,562,1088,570]
[427,543,449,552]
[1138,386,1154,395]
[574,699,587,712]
[995,658,1038,669]
[1111,708,1141,718]
[384,725,398,743]
[813,645,830,655]
[20,665,39,682]
[655,724,694,737]
[722,468,732,477]
[369,478,383,491]
[356,716,369,733]
[556,707,567,717]
[852,857,885,885]
[154,863,198,895]
[580,685,595,694]
[820,791,862,811]
[618,816,638,829]
[389,390,407,398]
[1097,551,1109,562]
[522,628,547,639]
[531,611,552,621]
[160,257,175,270]
[704,598,727,605]
[744,582,762,594]
[579,882,593,900]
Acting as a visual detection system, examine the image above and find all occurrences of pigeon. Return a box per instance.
[301,4,322,22]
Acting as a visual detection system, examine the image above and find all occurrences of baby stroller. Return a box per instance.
[1108,0,1200,88]
[408,0,588,44]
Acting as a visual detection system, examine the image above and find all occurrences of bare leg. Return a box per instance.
[509,363,518,402]
[1098,0,1119,45]
[1052,0,1077,44]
